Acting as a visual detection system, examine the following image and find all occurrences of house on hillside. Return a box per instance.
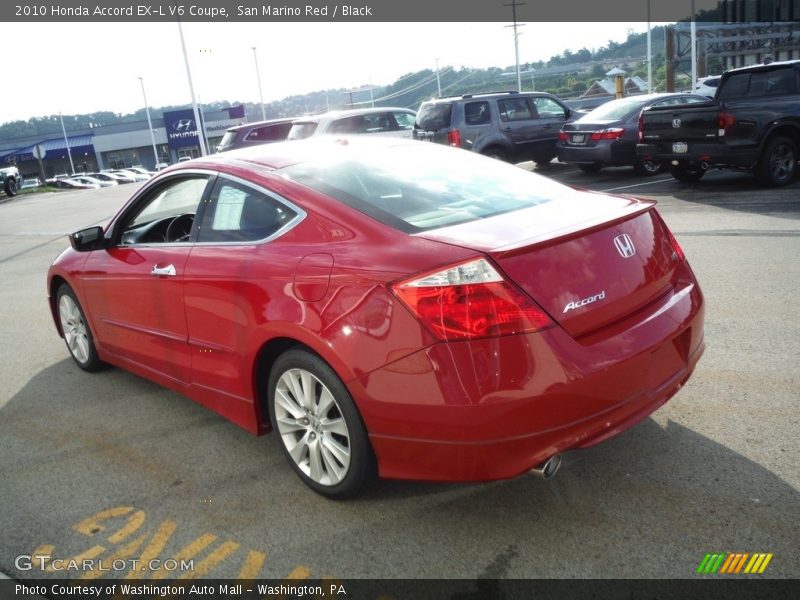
[581,67,649,98]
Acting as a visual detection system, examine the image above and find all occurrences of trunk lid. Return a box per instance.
[418,190,681,338]
[640,102,718,143]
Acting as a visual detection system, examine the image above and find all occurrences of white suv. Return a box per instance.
[287,107,416,140]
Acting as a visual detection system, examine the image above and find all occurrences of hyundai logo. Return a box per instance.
[173,119,194,132]
[672,118,681,128]
[613,234,636,258]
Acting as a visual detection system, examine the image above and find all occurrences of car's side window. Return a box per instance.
[393,112,415,130]
[464,101,491,125]
[197,177,298,243]
[532,97,567,119]
[328,115,365,134]
[683,97,708,104]
[498,98,534,122]
[119,176,211,245]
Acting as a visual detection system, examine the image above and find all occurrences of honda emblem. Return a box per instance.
[613,234,636,258]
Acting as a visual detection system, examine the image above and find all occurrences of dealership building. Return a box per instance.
[0,105,246,178]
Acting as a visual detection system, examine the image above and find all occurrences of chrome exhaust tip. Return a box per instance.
[530,454,562,480]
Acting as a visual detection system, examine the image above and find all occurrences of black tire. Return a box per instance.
[578,163,603,174]
[633,159,663,176]
[56,284,104,372]
[481,147,508,162]
[755,136,797,187]
[534,154,555,167]
[4,178,18,197]
[669,163,706,183]
[268,349,374,498]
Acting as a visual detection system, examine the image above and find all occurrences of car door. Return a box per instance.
[496,97,540,160]
[182,174,306,424]
[530,96,571,161]
[81,173,214,384]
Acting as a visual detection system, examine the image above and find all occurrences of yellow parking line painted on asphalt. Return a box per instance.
[108,511,146,544]
[237,550,267,578]
[758,554,773,573]
[149,533,218,581]
[30,544,54,568]
[122,520,177,580]
[286,565,311,579]
[73,506,137,537]
[176,540,240,580]
[79,534,149,580]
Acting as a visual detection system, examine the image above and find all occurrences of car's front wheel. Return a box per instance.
[633,159,662,176]
[56,284,103,371]
[4,178,18,197]
[268,349,374,498]
[669,162,706,183]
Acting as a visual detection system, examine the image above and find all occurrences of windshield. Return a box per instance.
[281,143,573,233]
[581,97,647,121]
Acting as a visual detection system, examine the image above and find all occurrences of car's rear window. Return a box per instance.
[287,122,318,140]
[280,144,571,233]
[245,122,292,141]
[582,97,646,121]
[415,103,453,131]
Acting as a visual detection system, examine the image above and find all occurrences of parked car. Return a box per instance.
[155,162,170,171]
[695,75,722,98]
[69,175,116,188]
[20,176,43,190]
[92,171,135,184]
[52,178,99,190]
[413,90,577,165]
[638,59,800,185]
[217,118,295,152]
[126,166,155,177]
[109,169,150,182]
[557,93,709,175]
[48,137,705,498]
[287,108,416,141]
[1,165,22,196]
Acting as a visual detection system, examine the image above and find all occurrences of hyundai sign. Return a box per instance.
[163,108,202,151]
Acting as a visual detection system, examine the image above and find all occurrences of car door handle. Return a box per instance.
[151,264,176,277]
[502,127,513,132]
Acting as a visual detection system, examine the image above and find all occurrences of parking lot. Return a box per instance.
[0,163,798,582]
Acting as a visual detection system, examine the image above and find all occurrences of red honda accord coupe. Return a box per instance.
[47,138,704,497]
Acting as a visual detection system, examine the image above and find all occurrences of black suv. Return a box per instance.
[216,118,295,153]
[413,91,577,165]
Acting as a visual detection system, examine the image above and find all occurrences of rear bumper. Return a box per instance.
[351,278,705,482]
[636,142,758,168]
[557,140,635,166]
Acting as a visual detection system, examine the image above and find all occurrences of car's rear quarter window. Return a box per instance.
[415,103,453,131]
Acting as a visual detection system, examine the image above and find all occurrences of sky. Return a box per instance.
[1,22,655,125]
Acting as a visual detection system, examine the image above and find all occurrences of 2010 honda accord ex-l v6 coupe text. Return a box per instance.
[48,137,705,497]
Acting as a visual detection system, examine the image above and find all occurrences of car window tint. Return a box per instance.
[653,98,683,107]
[245,123,292,141]
[718,73,750,100]
[287,122,318,140]
[464,101,491,125]
[393,112,415,129]
[120,176,210,244]
[683,96,708,104]
[282,144,573,233]
[532,97,566,119]
[749,67,798,96]
[198,177,297,243]
[498,98,533,122]
[415,103,452,130]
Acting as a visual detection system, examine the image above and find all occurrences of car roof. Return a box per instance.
[292,107,415,124]
[226,117,296,133]
[725,59,800,74]
[423,91,555,104]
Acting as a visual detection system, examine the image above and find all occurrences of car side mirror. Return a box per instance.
[69,226,106,252]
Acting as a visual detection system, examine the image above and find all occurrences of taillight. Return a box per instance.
[590,128,625,141]
[559,131,569,142]
[718,111,735,137]
[392,258,553,341]
[657,214,686,262]
[447,129,461,147]
[638,111,645,141]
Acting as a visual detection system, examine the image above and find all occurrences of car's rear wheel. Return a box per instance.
[268,349,373,498]
[57,284,103,372]
[669,163,706,182]
[633,159,662,176]
[578,163,602,173]
[4,178,18,197]
[755,136,797,187]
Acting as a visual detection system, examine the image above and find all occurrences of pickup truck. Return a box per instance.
[637,60,800,186]
[1,165,21,197]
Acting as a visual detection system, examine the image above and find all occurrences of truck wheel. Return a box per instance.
[578,163,602,173]
[482,147,508,162]
[755,136,797,187]
[669,163,705,183]
[4,178,18,197]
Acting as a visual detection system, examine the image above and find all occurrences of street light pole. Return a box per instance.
[176,20,207,157]
[59,113,75,174]
[138,77,160,170]
[252,46,267,121]
[435,58,442,97]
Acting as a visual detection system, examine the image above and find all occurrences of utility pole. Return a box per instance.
[690,0,698,92]
[138,77,160,170]
[252,46,267,121]
[176,20,207,157]
[647,0,652,93]
[59,113,75,174]
[503,0,525,92]
[435,58,442,97]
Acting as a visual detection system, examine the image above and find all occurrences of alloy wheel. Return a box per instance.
[58,294,90,365]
